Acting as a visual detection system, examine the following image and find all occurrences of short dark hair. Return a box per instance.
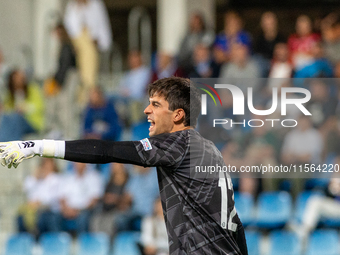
[148,77,201,128]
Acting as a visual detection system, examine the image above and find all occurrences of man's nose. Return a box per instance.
[144,104,151,114]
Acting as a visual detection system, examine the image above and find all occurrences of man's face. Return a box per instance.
[144,94,175,136]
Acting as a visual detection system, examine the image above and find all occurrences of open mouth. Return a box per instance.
[148,119,155,131]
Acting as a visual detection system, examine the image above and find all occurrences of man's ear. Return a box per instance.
[173,108,185,123]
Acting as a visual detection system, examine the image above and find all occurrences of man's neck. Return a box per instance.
[171,126,192,133]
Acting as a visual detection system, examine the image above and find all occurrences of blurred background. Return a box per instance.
[1,0,340,254]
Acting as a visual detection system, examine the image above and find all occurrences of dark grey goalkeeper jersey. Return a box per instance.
[133,129,245,255]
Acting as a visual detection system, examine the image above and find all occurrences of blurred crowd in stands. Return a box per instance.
[1,0,340,253]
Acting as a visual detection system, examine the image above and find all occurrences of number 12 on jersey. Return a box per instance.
[218,173,237,232]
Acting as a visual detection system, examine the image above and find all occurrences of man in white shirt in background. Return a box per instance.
[281,115,324,165]
[118,50,152,124]
[140,198,169,255]
[58,162,103,234]
[64,0,112,101]
[19,158,61,235]
[219,41,260,93]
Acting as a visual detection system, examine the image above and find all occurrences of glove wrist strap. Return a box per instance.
[41,140,65,158]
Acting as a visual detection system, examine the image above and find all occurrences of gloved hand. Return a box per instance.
[0,141,42,168]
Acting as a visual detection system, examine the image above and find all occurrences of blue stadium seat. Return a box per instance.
[322,217,340,228]
[234,192,254,226]
[305,229,340,255]
[245,231,261,255]
[78,232,110,255]
[112,231,141,255]
[295,191,322,223]
[5,233,34,255]
[40,232,72,255]
[320,191,340,226]
[268,230,302,255]
[256,191,292,229]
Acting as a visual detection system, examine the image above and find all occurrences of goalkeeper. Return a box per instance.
[0,77,248,255]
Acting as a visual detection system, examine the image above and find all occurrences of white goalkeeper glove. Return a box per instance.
[0,140,65,168]
[0,141,42,168]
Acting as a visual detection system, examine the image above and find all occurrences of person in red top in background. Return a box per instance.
[288,15,321,72]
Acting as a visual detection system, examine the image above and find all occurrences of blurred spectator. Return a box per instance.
[281,116,324,196]
[292,160,340,241]
[139,198,168,255]
[64,0,112,99]
[335,62,340,114]
[322,116,340,159]
[44,23,79,139]
[221,141,243,170]
[177,12,214,75]
[210,45,225,77]
[239,114,280,194]
[281,115,323,165]
[214,11,252,62]
[321,13,340,65]
[254,12,285,61]
[334,60,340,81]
[267,43,293,88]
[0,69,44,141]
[91,163,128,237]
[240,116,281,160]
[189,44,213,78]
[151,52,184,82]
[0,47,10,92]
[44,23,76,96]
[114,165,159,234]
[288,15,321,71]
[59,162,103,234]
[306,79,337,128]
[119,50,151,101]
[294,42,333,78]
[83,86,122,141]
[117,50,151,126]
[18,158,61,236]
[219,42,260,92]
[43,23,78,138]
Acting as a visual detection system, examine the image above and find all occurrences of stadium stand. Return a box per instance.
[244,230,261,255]
[3,1,340,254]
[294,191,323,223]
[256,191,293,229]
[39,232,72,255]
[268,230,302,255]
[234,192,255,227]
[77,232,110,255]
[112,231,141,255]
[5,233,34,255]
[305,229,340,255]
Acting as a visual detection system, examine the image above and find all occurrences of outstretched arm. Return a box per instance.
[0,139,144,168]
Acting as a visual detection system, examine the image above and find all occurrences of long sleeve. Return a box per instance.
[64,139,144,166]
